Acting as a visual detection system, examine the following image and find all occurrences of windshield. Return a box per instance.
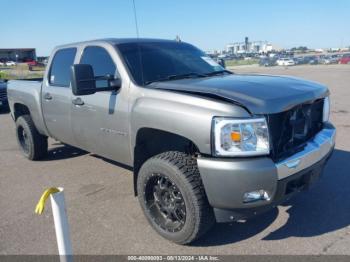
[116,41,225,86]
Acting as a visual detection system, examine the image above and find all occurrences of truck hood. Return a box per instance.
[149,74,328,114]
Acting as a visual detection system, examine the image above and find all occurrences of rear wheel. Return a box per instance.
[137,151,215,244]
[16,115,48,160]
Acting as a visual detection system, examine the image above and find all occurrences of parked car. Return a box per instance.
[309,56,319,65]
[42,58,49,65]
[295,56,319,65]
[26,60,39,66]
[293,57,306,65]
[320,56,338,64]
[0,80,8,110]
[276,58,295,66]
[5,61,16,66]
[339,55,350,64]
[7,38,335,244]
[259,58,276,66]
[0,61,5,66]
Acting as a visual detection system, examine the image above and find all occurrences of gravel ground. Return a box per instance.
[0,64,349,255]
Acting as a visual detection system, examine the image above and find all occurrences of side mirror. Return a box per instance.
[71,64,96,96]
[71,64,122,96]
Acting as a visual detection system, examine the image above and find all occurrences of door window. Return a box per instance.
[80,46,117,88]
[49,48,77,87]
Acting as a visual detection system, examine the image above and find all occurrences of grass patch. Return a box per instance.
[30,66,46,71]
[0,70,44,80]
[225,59,259,67]
[0,63,45,80]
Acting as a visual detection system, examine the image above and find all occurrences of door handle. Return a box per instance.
[72,97,84,106]
[44,93,52,100]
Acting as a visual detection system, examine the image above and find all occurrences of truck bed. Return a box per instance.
[7,79,48,136]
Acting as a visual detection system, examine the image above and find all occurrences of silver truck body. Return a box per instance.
[7,39,335,222]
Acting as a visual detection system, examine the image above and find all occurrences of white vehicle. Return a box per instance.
[5,61,16,66]
[277,58,295,66]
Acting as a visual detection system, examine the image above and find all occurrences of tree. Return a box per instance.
[291,46,308,52]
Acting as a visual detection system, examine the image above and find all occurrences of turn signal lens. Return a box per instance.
[230,132,241,142]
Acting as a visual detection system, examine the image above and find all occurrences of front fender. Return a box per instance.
[130,90,250,155]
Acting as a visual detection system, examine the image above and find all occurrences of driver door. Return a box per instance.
[71,45,130,164]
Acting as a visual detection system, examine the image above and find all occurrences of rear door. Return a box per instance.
[42,48,77,145]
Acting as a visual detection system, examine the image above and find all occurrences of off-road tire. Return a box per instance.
[15,115,48,160]
[137,151,215,245]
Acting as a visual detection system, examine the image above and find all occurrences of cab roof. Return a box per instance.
[55,38,181,49]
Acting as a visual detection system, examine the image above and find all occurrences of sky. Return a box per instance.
[1,0,349,56]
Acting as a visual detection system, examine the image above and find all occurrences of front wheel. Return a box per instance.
[137,151,215,245]
[15,115,48,160]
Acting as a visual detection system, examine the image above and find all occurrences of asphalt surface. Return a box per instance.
[0,64,350,255]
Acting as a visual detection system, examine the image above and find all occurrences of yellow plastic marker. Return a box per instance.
[35,187,73,259]
[35,187,60,215]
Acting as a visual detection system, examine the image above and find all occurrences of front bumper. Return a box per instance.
[197,123,336,223]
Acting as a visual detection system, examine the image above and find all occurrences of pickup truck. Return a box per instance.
[7,38,336,244]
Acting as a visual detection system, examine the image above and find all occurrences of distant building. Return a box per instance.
[0,48,36,61]
[340,47,350,52]
[226,37,278,54]
[315,48,324,53]
[330,47,340,52]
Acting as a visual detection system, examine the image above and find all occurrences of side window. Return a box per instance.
[80,46,117,88]
[49,48,76,87]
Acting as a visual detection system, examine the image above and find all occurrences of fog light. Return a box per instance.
[243,190,270,203]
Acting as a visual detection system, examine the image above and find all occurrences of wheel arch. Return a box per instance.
[13,103,31,120]
[12,102,48,136]
[133,127,200,196]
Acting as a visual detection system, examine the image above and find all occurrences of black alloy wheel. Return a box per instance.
[145,174,186,233]
[137,151,215,244]
[17,125,30,154]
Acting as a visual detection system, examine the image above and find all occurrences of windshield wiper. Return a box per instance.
[204,70,233,77]
[144,72,206,85]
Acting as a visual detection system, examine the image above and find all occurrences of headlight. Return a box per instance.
[323,96,330,122]
[213,117,270,156]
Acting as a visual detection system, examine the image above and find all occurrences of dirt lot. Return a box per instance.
[0,64,349,255]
